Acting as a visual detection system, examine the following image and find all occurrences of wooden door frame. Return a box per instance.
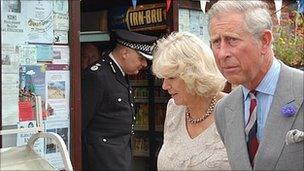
[69,0,81,170]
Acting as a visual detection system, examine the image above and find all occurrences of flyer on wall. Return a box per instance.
[44,118,70,170]
[19,44,38,65]
[52,45,70,64]
[23,0,54,44]
[53,0,69,31]
[1,0,28,44]
[16,120,45,156]
[2,74,19,126]
[45,64,70,120]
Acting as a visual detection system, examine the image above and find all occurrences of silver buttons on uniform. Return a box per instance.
[129,90,132,94]
[131,124,135,134]
[118,98,122,102]
[102,138,107,142]
[130,103,134,107]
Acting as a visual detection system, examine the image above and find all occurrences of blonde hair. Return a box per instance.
[152,32,225,98]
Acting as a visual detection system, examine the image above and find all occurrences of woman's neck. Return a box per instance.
[186,95,213,117]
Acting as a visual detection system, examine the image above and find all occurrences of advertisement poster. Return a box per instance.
[16,120,45,156]
[19,44,37,65]
[45,64,70,120]
[179,9,210,46]
[2,73,19,126]
[44,119,70,170]
[37,45,53,62]
[178,9,190,32]
[53,30,68,44]
[19,65,49,121]
[53,0,69,44]
[23,0,53,44]
[53,0,69,31]
[1,0,28,44]
[109,3,167,31]
[52,45,69,64]
[1,43,20,74]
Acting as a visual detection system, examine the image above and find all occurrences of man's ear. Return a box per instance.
[121,47,129,60]
[261,30,273,54]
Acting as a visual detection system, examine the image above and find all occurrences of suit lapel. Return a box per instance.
[254,63,303,170]
[225,88,252,170]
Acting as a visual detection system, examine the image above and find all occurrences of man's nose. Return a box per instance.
[217,42,230,60]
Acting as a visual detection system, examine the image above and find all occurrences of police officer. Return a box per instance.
[82,29,157,171]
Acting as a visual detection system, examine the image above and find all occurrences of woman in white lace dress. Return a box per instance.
[152,32,230,170]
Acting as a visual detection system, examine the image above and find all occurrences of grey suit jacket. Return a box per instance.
[214,62,304,170]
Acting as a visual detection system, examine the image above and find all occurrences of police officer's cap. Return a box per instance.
[112,29,157,60]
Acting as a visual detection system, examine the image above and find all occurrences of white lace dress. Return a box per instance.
[157,99,230,170]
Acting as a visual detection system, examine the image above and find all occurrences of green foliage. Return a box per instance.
[273,11,304,68]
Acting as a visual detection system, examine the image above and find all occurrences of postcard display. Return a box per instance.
[1,0,70,169]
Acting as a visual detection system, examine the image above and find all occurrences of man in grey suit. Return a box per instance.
[207,1,303,170]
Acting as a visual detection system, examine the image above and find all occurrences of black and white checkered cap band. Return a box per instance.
[117,39,154,55]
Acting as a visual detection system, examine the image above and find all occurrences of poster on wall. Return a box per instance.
[44,119,70,170]
[37,45,53,62]
[19,64,50,121]
[53,0,69,44]
[179,9,210,46]
[1,0,28,44]
[45,64,70,120]
[178,9,190,33]
[23,0,53,44]
[53,30,68,44]
[1,43,20,74]
[19,44,38,65]
[53,0,69,31]
[2,73,19,126]
[2,43,20,125]
[16,120,45,156]
[52,45,69,64]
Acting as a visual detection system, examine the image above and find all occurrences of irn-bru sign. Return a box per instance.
[126,3,166,31]
[109,3,167,31]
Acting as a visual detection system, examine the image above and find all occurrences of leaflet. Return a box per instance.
[1,0,27,44]
[44,118,70,170]
[52,45,69,64]
[45,64,70,120]
[16,120,45,156]
[23,0,53,44]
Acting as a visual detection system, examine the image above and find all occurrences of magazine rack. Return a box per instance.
[0,94,73,171]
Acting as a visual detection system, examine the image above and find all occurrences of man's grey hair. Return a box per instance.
[208,1,273,40]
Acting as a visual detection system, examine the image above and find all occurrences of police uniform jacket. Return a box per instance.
[82,53,135,170]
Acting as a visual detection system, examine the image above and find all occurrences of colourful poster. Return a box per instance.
[45,64,70,120]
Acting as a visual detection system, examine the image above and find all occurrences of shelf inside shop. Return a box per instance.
[133,151,149,157]
[134,125,149,131]
[80,31,110,42]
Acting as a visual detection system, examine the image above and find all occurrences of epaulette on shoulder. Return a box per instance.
[89,59,106,72]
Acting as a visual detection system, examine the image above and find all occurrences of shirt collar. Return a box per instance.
[242,58,281,101]
[109,52,125,76]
